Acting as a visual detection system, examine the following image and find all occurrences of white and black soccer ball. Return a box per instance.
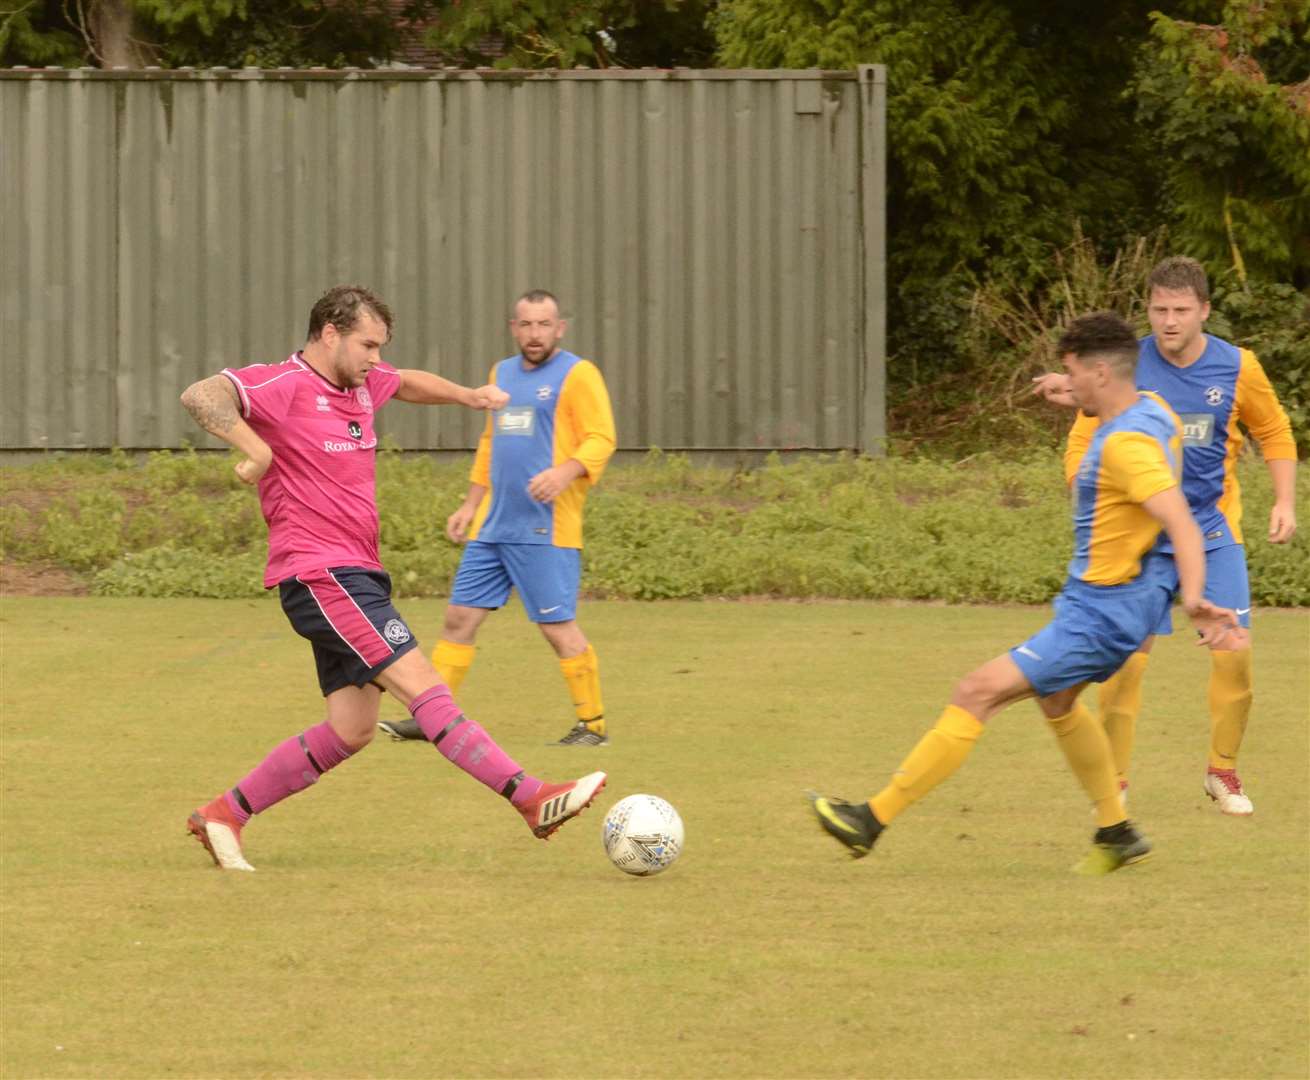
[601,794,684,876]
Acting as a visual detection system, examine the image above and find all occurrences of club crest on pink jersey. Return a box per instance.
[356,388,374,412]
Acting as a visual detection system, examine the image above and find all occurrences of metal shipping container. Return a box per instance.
[1,66,886,453]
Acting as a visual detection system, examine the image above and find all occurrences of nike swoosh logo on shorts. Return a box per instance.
[539,605,562,614]
[1235,608,1250,616]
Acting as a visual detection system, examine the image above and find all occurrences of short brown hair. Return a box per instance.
[512,289,561,317]
[1058,311,1139,378]
[307,285,394,342]
[1148,256,1209,304]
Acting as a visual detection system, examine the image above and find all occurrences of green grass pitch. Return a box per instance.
[2,598,1307,1078]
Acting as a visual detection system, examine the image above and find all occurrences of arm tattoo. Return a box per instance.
[183,377,240,435]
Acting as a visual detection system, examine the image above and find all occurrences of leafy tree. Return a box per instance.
[1131,0,1310,286]
[711,1,1181,375]
[1,0,110,66]
[421,0,715,69]
[0,0,412,68]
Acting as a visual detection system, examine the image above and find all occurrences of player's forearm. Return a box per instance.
[1168,522,1207,610]
[396,369,480,406]
[461,483,488,510]
[555,458,588,483]
[1267,457,1297,507]
[181,376,271,463]
[1141,487,1207,608]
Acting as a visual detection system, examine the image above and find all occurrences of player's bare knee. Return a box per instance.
[443,604,484,641]
[341,725,376,751]
[950,670,998,716]
[539,620,586,656]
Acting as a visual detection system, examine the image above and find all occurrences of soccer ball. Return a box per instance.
[601,794,684,876]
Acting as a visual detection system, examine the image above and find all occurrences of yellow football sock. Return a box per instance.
[559,645,604,732]
[869,705,984,826]
[1049,701,1124,828]
[1208,649,1252,770]
[431,639,476,695]
[1099,651,1150,786]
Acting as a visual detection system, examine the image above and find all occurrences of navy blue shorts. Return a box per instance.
[278,566,418,696]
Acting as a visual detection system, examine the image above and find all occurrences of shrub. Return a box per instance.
[4,447,1307,605]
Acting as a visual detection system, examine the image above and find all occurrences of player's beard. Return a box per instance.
[521,341,552,366]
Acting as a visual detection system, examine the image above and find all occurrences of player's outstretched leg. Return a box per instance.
[1073,821,1152,876]
[809,794,885,859]
[406,684,606,839]
[380,640,481,742]
[511,770,608,839]
[187,793,255,872]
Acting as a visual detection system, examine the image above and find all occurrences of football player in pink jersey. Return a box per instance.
[180,285,606,871]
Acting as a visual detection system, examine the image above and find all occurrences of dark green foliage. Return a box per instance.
[418,0,715,69]
[133,0,405,68]
[4,448,1305,605]
[0,0,86,66]
[1131,1,1310,287]
[0,0,410,69]
[712,1,1175,375]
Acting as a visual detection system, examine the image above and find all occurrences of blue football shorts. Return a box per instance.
[1151,542,1251,635]
[279,566,418,696]
[1009,556,1178,697]
[449,541,581,623]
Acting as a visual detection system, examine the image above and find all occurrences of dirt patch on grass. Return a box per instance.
[0,562,89,597]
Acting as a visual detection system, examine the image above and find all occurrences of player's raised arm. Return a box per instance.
[394,369,509,410]
[180,374,273,485]
[1140,485,1237,646]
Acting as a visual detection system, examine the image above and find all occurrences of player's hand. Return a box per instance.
[1031,372,1076,408]
[527,465,571,503]
[1268,502,1297,544]
[234,451,271,486]
[468,384,509,411]
[1184,598,1239,647]
[446,505,476,544]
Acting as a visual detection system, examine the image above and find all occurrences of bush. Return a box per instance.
[4,447,1307,606]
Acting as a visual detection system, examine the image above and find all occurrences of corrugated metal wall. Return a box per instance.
[0,67,885,453]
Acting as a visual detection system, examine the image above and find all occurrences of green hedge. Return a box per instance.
[2,446,1306,605]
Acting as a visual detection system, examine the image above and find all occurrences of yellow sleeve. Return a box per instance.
[1065,411,1101,486]
[559,360,617,483]
[468,364,497,487]
[1102,432,1178,504]
[1235,349,1298,461]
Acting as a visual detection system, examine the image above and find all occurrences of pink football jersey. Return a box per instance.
[222,354,402,586]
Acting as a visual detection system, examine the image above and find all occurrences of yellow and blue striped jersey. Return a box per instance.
[467,349,616,549]
[1068,392,1183,587]
[1065,336,1296,549]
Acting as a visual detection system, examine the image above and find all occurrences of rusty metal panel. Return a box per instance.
[0,68,883,452]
